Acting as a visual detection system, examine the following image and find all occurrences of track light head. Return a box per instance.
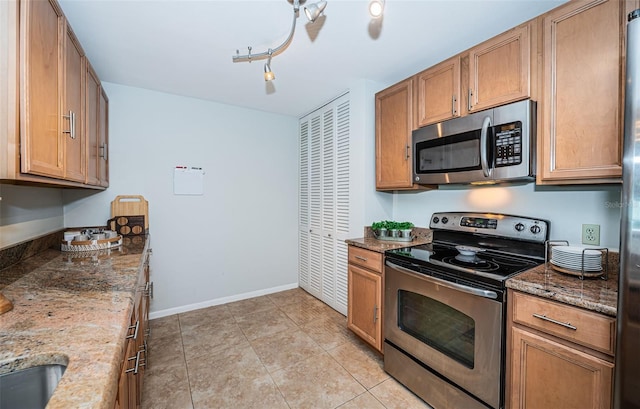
[369,0,384,18]
[304,1,327,22]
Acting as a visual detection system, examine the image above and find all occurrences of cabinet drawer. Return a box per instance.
[348,246,383,273]
[511,291,616,355]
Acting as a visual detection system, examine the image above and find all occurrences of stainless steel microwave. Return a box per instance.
[412,99,536,185]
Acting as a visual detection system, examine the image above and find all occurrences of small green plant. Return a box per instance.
[371,221,385,231]
[398,221,414,230]
[386,221,399,230]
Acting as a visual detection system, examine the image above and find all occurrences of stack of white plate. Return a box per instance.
[550,246,603,276]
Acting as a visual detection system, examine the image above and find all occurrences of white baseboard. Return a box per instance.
[148,282,299,320]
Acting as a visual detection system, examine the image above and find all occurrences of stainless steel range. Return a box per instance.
[384,212,549,409]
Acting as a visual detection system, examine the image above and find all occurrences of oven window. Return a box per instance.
[398,290,475,368]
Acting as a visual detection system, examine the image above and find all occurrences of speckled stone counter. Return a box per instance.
[0,235,149,409]
[506,254,619,317]
[345,227,432,253]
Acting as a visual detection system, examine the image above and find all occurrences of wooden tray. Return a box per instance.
[111,195,149,230]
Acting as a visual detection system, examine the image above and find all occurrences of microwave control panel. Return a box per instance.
[494,121,522,167]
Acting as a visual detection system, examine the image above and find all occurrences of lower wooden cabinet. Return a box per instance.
[347,246,383,353]
[114,248,152,409]
[507,289,615,409]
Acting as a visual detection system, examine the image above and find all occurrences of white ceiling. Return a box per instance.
[58,0,567,118]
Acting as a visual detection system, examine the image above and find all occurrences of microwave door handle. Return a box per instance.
[480,116,492,178]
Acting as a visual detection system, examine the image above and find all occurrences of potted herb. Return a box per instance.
[387,221,400,238]
[398,221,415,238]
[371,221,387,238]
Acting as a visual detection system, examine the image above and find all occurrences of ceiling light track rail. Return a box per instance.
[231,0,327,81]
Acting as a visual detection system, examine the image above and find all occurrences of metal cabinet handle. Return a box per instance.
[532,313,577,330]
[355,255,368,261]
[452,95,457,115]
[468,89,473,111]
[99,143,108,160]
[143,281,154,299]
[405,145,410,160]
[373,305,378,323]
[126,320,140,340]
[63,111,76,139]
[125,350,143,374]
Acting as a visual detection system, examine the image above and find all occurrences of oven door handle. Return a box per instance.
[480,115,492,178]
[386,261,499,300]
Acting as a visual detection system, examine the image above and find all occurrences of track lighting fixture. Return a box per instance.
[232,0,327,81]
[305,0,327,22]
[264,51,275,81]
[369,0,385,18]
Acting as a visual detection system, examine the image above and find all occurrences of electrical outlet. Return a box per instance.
[582,224,600,246]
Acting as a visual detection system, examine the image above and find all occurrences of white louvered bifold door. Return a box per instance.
[298,120,310,290]
[334,99,350,314]
[298,93,350,315]
[308,115,323,299]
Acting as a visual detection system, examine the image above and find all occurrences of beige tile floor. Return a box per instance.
[140,287,433,409]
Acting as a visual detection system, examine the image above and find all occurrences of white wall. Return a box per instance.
[63,83,300,317]
[0,184,64,249]
[392,183,622,249]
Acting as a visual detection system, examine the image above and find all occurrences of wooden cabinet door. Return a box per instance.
[85,63,100,186]
[416,55,461,127]
[510,326,613,409]
[98,87,109,186]
[375,78,414,190]
[20,0,65,178]
[63,25,85,182]
[468,24,530,113]
[347,263,382,352]
[539,0,626,183]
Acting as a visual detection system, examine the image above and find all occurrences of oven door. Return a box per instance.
[384,261,503,409]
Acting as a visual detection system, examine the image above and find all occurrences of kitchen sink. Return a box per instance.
[0,364,67,408]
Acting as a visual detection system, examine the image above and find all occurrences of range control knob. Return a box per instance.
[515,223,525,232]
[432,217,440,224]
[530,225,541,234]
[441,217,449,224]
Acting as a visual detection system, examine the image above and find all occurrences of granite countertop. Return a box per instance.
[506,255,619,317]
[345,227,433,253]
[0,235,149,409]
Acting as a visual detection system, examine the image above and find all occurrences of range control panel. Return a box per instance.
[429,212,549,243]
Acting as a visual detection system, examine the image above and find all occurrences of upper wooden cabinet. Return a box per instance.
[63,24,87,183]
[416,55,461,127]
[0,0,108,189]
[86,62,109,187]
[538,0,633,184]
[19,0,67,179]
[375,78,417,190]
[467,23,532,113]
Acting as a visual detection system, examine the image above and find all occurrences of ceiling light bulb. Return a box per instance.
[264,62,275,81]
[369,0,384,18]
[304,0,327,22]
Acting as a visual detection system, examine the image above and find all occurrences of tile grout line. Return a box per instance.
[176,314,196,409]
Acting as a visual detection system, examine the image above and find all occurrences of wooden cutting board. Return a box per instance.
[110,195,149,230]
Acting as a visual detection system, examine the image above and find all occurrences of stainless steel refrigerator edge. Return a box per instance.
[614,8,640,409]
